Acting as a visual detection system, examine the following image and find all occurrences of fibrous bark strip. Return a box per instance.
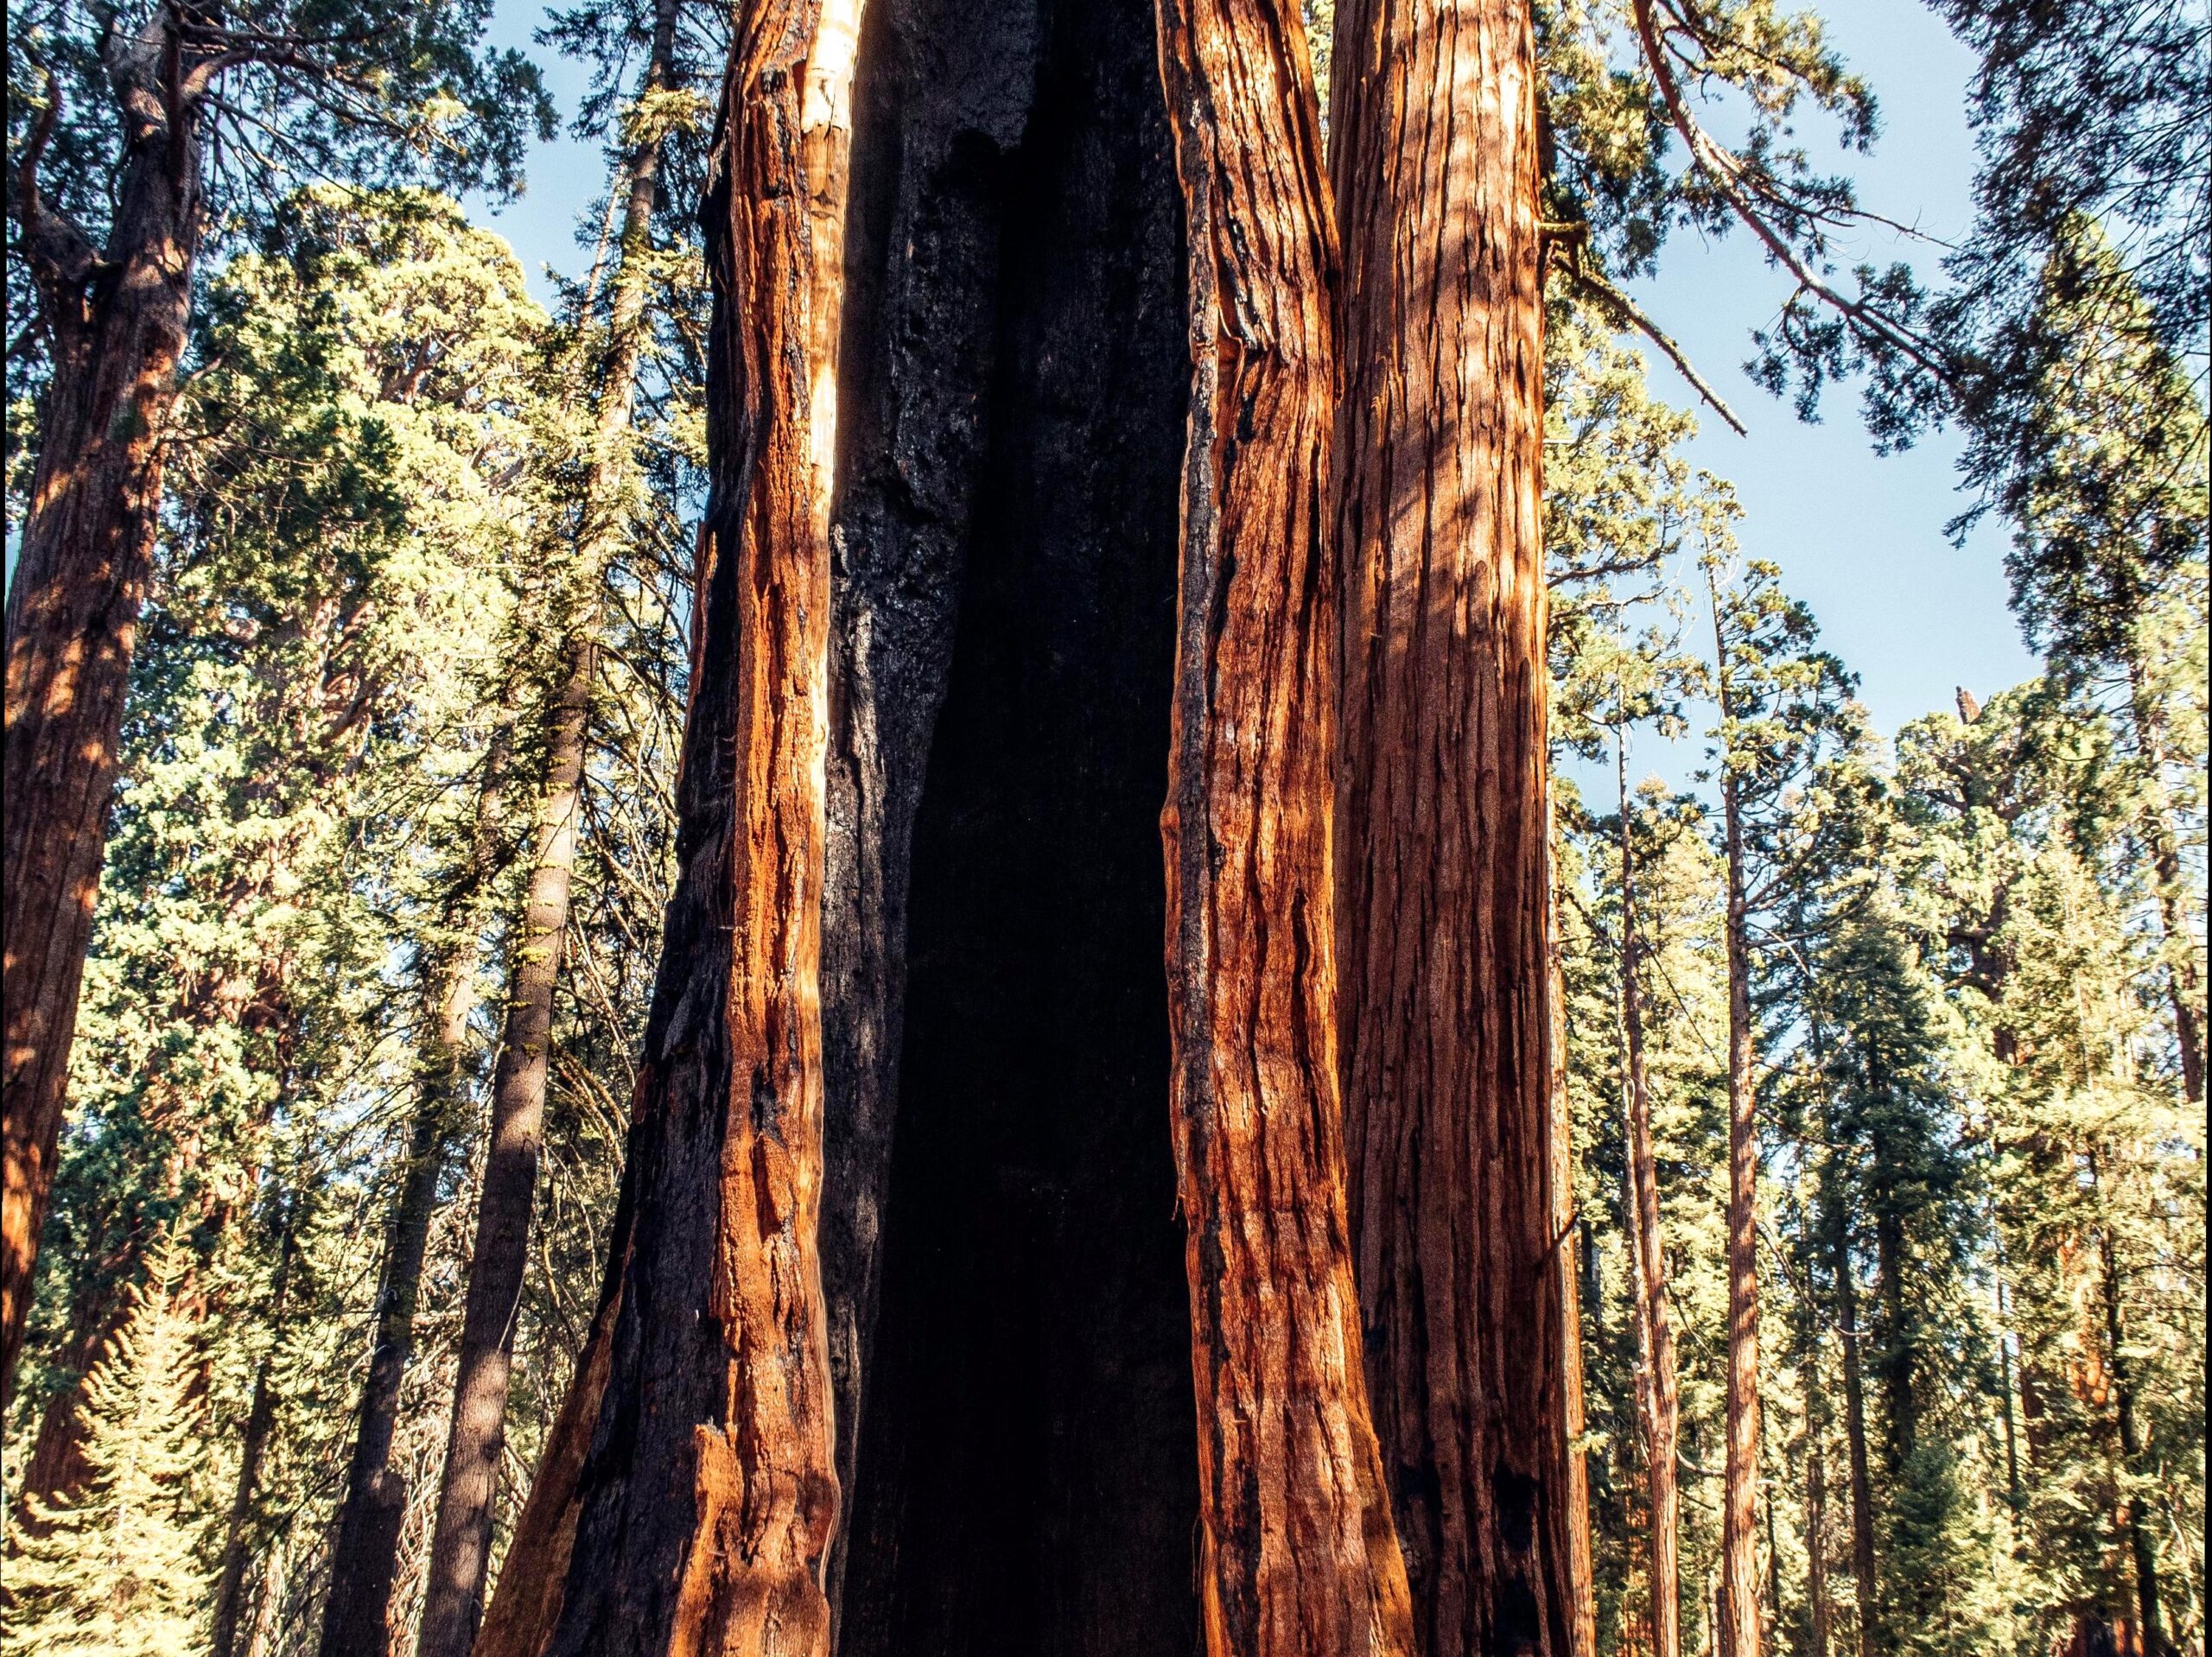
[512,3,861,1650]
[1154,2,1417,1650]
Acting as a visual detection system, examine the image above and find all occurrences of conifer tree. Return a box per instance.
[5,1233,216,1656]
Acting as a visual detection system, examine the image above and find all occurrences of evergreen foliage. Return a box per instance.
[6,1235,219,1655]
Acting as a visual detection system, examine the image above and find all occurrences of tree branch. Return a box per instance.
[1562,253,1751,435]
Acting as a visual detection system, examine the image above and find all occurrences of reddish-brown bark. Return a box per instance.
[479,5,860,1652]
[1326,1,1594,1652]
[1152,3,1416,1651]
[3,23,203,1408]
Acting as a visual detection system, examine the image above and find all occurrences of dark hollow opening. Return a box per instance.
[828,0,1199,1651]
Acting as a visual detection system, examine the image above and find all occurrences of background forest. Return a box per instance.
[2,0,2202,1650]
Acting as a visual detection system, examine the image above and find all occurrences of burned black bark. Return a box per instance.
[823,0,1202,1647]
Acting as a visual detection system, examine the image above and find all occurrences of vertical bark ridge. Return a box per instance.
[1152,6,1416,1654]
[517,3,861,1652]
[1327,0,1592,1652]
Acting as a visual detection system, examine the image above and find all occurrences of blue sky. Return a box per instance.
[470,0,2041,793]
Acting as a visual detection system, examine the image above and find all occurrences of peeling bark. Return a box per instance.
[1326,0,1593,1651]
[1153,4,1415,1652]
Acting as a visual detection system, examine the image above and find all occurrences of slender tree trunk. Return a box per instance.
[413,7,680,1649]
[474,9,861,1652]
[319,739,511,1657]
[1806,1394,1830,1657]
[2,33,203,1408]
[1153,3,1416,1650]
[1328,0,1592,1649]
[2126,671,2205,1106]
[316,955,479,1657]
[2098,1199,2170,1656]
[1834,1241,1879,1657]
[1618,740,1681,1657]
[1873,1196,1914,1474]
[213,1216,297,1657]
[1709,584,1762,1657]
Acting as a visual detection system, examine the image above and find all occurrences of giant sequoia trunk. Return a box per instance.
[1326,2,1593,1653]
[3,26,203,1407]
[476,1,1414,1653]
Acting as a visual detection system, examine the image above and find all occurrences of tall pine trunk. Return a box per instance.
[1834,1236,1879,1657]
[318,738,511,1657]
[2,29,203,1406]
[1709,583,1763,1657]
[2095,1171,2171,1657]
[412,6,681,1648]
[1618,741,1681,1657]
[1327,1,1593,1650]
[1154,1,1416,1647]
[213,1211,297,1657]
[316,949,481,1657]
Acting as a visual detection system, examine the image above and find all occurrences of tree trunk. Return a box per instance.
[1618,742,1681,1657]
[1327,0,1593,1649]
[1873,1197,1914,1474]
[482,8,860,1652]
[213,1216,297,1657]
[413,6,679,1648]
[1806,1403,1830,1657]
[318,736,511,1657]
[316,952,480,1657]
[2098,1197,2170,1657]
[1834,1241,1879,1657]
[2,32,203,1409]
[1154,2,1416,1650]
[470,1144,633,1657]
[2125,670,2205,1107]
[1710,590,1762,1657]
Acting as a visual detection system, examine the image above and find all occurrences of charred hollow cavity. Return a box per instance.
[818,0,1198,1653]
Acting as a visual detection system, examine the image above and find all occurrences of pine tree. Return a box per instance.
[5,1234,218,1655]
